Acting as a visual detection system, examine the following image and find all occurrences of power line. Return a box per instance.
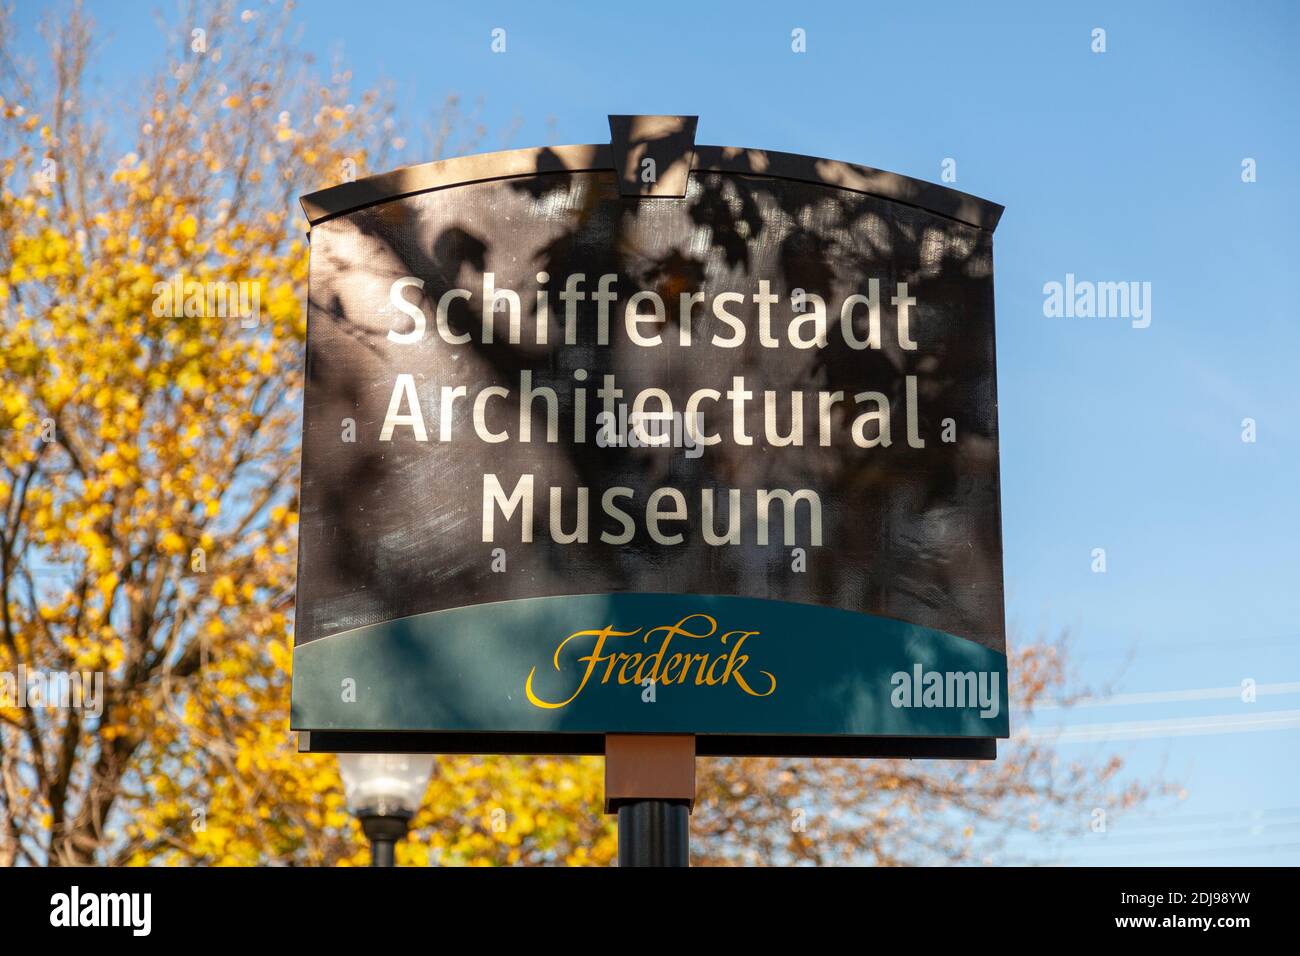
[1060,840,1300,861]
[1031,680,1300,711]
[1073,819,1300,846]
[1017,708,1300,743]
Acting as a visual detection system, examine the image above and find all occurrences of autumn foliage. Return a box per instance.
[0,2,1157,866]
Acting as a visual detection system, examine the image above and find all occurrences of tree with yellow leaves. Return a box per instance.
[1,0,367,865]
[0,1,1162,867]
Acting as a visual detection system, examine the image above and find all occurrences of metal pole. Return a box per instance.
[370,835,397,868]
[617,799,689,867]
[359,813,410,867]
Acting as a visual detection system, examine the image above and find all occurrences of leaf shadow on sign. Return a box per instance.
[297,148,1004,669]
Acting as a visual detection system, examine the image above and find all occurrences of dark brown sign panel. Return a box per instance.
[291,117,1007,757]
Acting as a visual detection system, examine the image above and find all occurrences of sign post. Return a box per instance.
[292,115,1007,865]
[606,734,694,866]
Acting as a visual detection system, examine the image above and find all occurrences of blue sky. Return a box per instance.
[16,0,1299,864]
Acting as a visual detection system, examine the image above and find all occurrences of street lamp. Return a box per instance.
[338,752,436,867]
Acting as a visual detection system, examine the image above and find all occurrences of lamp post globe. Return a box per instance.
[338,753,436,867]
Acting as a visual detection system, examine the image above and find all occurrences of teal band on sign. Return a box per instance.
[290,594,1009,739]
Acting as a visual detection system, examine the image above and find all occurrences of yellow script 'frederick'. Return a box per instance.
[524,613,777,709]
